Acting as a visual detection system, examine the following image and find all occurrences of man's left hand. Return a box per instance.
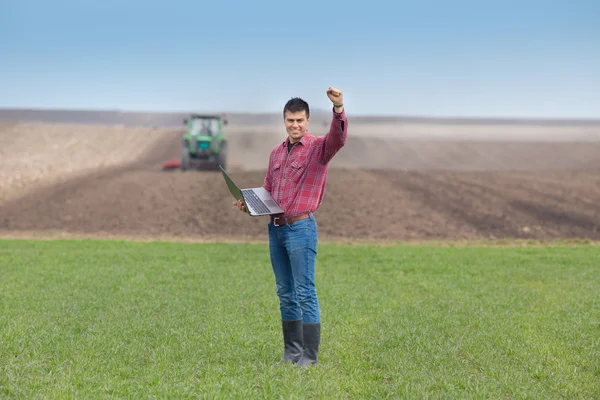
[327,87,343,107]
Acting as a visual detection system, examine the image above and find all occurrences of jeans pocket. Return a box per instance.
[287,218,308,231]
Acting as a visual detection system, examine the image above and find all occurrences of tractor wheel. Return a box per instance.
[218,144,227,170]
[180,147,191,171]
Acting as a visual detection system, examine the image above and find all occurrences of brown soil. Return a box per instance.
[1,120,600,243]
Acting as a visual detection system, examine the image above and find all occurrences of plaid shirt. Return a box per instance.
[263,108,348,218]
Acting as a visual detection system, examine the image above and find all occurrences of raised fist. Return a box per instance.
[326,87,343,105]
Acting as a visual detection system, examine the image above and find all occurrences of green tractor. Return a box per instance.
[180,113,228,171]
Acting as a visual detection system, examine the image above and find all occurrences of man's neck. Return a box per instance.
[287,140,295,152]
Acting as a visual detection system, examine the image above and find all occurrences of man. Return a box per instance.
[234,87,348,367]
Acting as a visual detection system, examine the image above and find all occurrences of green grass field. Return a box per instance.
[1,238,598,399]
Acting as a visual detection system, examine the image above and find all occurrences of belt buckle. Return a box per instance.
[272,216,285,227]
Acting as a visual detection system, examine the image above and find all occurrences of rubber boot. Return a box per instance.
[281,319,303,363]
[298,322,320,367]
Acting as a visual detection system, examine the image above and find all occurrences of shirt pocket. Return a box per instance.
[269,162,281,186]
[289,160,307,184]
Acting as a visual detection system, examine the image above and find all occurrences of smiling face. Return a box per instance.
[284,110,310,143]
[282,97,310,144]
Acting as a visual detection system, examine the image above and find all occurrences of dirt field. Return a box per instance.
[1,114,599,243]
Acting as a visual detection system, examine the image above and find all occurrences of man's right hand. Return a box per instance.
[233,199,246,212]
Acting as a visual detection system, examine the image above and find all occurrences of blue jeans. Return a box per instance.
[268,213,320,323]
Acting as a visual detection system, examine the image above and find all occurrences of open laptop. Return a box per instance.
[219,165,284,216]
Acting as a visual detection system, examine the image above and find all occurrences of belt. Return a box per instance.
[271,213,310,227]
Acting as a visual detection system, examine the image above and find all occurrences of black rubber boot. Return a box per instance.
[281,319,303,363]
[298,322,320,367]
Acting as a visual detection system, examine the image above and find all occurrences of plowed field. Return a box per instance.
[1,117,599,243]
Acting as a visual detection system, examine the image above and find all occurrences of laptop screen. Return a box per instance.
[220,165,243,201]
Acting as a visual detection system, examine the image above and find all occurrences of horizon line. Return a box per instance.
[1,106,600,126]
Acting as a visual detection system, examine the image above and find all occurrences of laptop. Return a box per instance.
[219,165,285,216]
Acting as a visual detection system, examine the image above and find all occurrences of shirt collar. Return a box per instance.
[283,131,311,147]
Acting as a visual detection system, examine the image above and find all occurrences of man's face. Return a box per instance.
[284,110,309,143]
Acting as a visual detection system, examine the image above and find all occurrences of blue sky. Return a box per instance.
[1,0,599,117]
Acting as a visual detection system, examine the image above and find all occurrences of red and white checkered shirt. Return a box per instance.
[263,108,348,218]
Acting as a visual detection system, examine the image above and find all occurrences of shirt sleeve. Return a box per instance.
[319,107,348,164]
[263,153,273,193]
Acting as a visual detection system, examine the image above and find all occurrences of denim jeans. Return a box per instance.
[268,213,320,323]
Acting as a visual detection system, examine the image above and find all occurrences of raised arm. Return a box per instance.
[320,87,348,164]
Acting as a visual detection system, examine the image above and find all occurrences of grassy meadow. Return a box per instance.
[0,238,598,399]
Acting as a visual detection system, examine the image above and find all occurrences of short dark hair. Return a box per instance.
[283,97,310,119]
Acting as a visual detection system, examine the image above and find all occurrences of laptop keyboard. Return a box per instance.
[242,190,271,214]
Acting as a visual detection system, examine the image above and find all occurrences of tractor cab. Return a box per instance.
[190,117,219,137]
[180,114,229,171]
